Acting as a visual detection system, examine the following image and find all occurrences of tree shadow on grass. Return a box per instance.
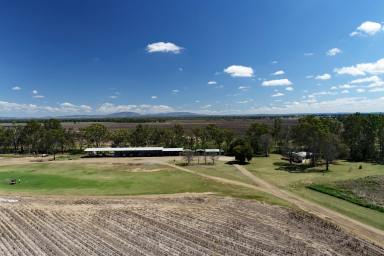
[225,161,250,166]
[273,161,327,173]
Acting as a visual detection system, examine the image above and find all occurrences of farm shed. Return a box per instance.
[195,149,223,156]
[84,147,184,157]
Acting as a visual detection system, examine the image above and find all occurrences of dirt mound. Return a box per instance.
[0,195,382,255]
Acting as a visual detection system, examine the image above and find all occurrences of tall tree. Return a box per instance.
[246,123,270,155]
[82,124,108,147]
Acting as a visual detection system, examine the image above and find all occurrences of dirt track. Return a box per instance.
[162,162,384,249]
[233,164,384,248]
[0,195,382,256]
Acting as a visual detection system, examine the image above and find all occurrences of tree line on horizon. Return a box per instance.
[0,113,384,166]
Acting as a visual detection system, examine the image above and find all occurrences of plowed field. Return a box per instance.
[0,195,382,256]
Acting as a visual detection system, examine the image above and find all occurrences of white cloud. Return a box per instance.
[306,75,314,79]
[59,102,92,113]
[304,52,314,56]
[285,87,294,91]
[151,96,158,99]
[0,101,92,115]
[146,42,183,54]
[262,79,293,87]
[224,65,254,77]
[272,92,284,97]
[334,58,384,76]
[207,81,217,85]
[32,90,38,94]
[172,89,179,94]
[326,48,341,56]
[238,86,250,91]
[356,88,366,93]
[369,87,384,92]
[271,60,278,64]
[350,75,381,84]
[237,100,249,104]
[98,103,174,114]
[330,86,337,90]
[315,73,331,80]
[350,21,382,36]
[109,95,118,99]
[272,70,285,76]
[12,86,21,91]
[341,90,349,94]
[201,104,212,109]
[33,95,44,99]
[244,97,384,114]
[339,84,355,89]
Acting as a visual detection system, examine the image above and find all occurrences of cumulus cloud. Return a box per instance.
[244,97,384,114]
[224,65,254,77]
[98,103,173,114]
[334,58,384,76]
[151,96,158,99]
[341,90,349,94]
[146,42,183,54]
[339,84,355,89]
[326,48,341,56]
[172,89,179,94]
[0,101,92,115]
[59,102,92,113]
[272,70,285,76]
[350,75,381,84]
[272,92,284,97]
[238,86,250,91]
[356,88,366,93]
[330,86,337,90]
[350,21,382,36]
[285,87,294,91]
[262,79,293,87]
[369,87,384,92]
[32,90,38,94]
[315,73,331,80]
[12,86,21,91]
[207,81,217,85]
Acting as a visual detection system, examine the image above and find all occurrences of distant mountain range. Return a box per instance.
[0,112,203,120]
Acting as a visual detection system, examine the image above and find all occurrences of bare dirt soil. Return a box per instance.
[0,194,382,256]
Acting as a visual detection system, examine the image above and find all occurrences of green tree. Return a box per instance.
[246,123,270,155]
[110,128,131,147]
[82,124,108,147]
[229,138,253,163]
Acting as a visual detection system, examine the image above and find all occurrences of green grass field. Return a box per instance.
[0,161,290,207]
[183,161,254,185]
[247,154,384,230]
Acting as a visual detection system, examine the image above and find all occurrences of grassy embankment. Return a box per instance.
[0,159,289,207]
[246,154,384,230]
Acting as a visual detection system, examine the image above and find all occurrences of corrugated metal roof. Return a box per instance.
[162,148,184,152]
[84,147,164,152]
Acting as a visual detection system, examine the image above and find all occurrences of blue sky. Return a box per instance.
[2,0,384,116]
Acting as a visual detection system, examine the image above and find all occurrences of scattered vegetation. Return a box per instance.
[308,176,384,212]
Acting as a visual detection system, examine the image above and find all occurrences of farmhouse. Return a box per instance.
[291,151,312,163]
[84,147,183,157]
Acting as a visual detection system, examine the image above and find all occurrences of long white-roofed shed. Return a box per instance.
[84,147,183,157]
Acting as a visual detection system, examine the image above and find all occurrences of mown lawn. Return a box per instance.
[247,154,384,230]
[183,161,254,185]
[0,161,290,207]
